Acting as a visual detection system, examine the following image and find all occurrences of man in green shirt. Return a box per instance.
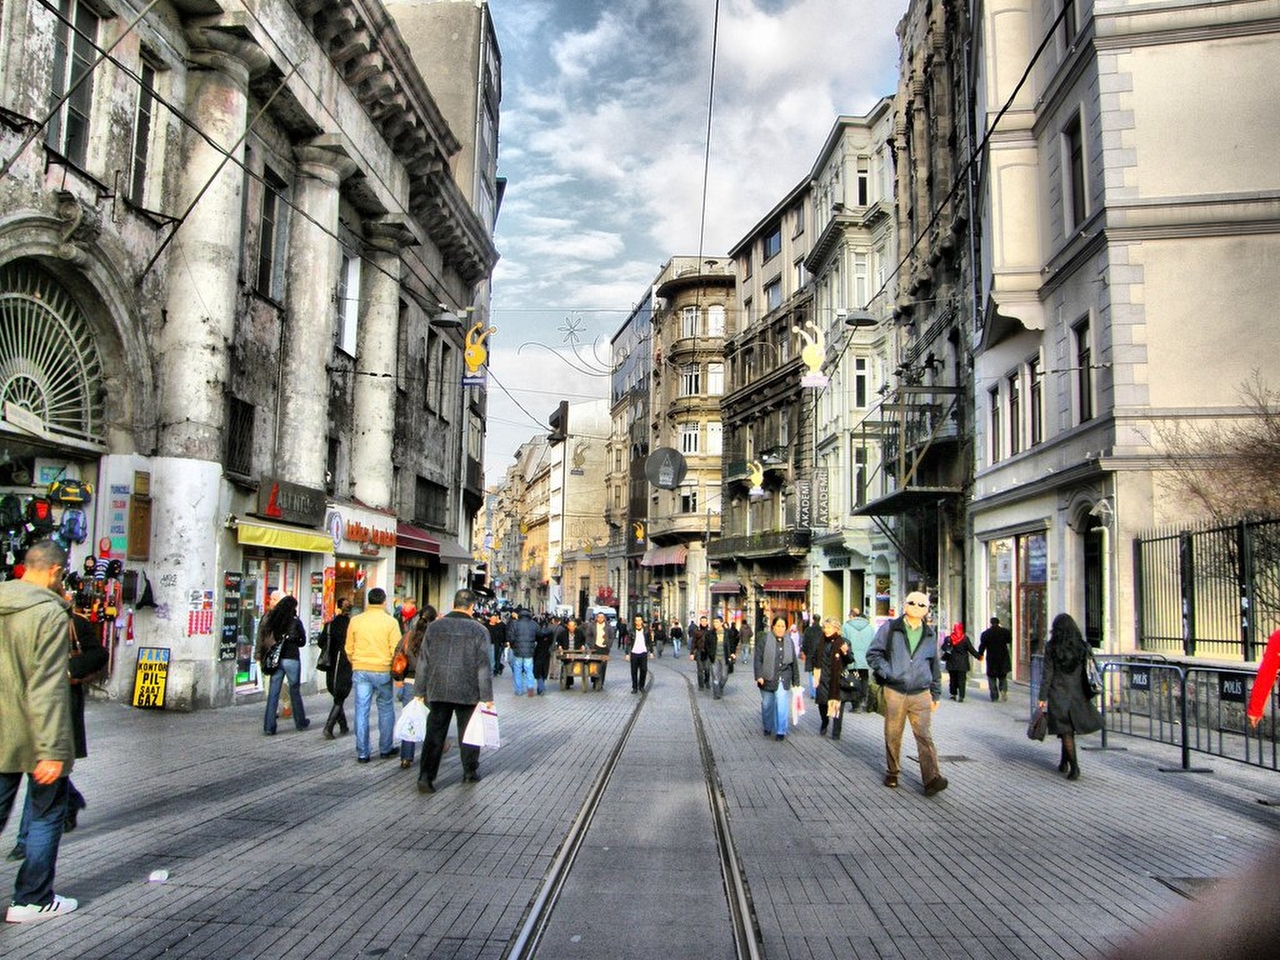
[865,590,946,795]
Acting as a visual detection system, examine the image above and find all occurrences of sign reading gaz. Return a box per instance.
[132,647,170,709]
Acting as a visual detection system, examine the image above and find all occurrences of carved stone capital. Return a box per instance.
[294,137,359,183]
[365,216,419,255]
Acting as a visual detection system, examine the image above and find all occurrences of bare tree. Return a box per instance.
[1156,372,1280,521]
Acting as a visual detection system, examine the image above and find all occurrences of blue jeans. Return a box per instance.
[760,684,791,736]
[0,772,67,906]
[352,670,395,759]
[511,656,534,695]
[17,779,84,845]
[398,680,417,762]
[264,658,308,733]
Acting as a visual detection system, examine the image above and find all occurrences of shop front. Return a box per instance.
[232,479,333,693]
[980,528,1048,682]
[761,578,810,629]
[327,504,396,615]
[395,521,442,613]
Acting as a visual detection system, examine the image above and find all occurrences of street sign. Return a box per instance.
[132,646,170,709]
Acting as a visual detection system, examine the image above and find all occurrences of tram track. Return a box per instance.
[506,664,763,959]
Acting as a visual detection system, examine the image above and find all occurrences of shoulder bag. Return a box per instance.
[261,629,283,675]
[1027,706,1048,741]
[391,634,410,681]
[1082,644,1103,698]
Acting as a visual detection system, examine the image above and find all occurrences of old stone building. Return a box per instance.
[0,0,498,708]
[967,0,1280,663]
[643,257,735,624]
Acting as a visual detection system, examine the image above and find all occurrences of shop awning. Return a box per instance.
[710,579,743,595]
[396,522,440,555]
[640,545,688,567]
[236,518,333,554]
[436,538,474,563]
[762,578,809,592]
[853,486,962,517]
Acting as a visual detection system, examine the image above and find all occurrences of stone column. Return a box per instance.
[157,35,259,460]
[350,217,415,510]
[277,140,355,490]
[147,30,266,708]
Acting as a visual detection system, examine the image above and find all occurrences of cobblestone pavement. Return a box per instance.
[2,657,1278,958]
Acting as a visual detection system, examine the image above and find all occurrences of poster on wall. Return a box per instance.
[309,571,324,638]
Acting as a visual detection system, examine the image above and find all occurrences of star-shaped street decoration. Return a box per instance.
[559,314,585,345]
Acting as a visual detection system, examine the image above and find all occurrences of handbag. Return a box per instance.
[866,677,888,716]
[1027,706,1048,741]
[262,636,283,675]
[1083,648,1103,698]
[391,646,409,682]
[316,643,331,672]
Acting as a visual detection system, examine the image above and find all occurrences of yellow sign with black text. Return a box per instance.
[132,647,170,709]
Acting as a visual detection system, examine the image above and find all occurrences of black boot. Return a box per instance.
[831,715,842,740]
[819,718,828,736]
[323,703,342,739]
[337,708,349,735]
[1064,734,1079,780]
[1057,741,1069,773]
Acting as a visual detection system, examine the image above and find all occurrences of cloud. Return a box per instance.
[483,0,905,481]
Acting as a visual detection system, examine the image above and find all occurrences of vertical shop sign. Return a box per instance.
[132,647,170,708]
[221,572,242,661]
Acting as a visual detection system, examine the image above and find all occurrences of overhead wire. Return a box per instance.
[817,0,1073,398]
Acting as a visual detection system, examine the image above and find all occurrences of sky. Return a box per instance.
[482,0,905,484]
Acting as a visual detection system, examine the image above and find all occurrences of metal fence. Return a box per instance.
[1134,517,1280,660]
[1093,656,1280,772]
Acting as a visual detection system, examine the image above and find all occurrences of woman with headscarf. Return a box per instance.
[396,604,436,768]
[1038,613,1103,780]
[941,622,982,702]
[256,594,310,734]
[754,615,800,741]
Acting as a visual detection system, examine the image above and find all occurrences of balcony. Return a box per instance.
[708,528,810,561]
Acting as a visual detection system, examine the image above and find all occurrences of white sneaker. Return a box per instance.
[6,894,78,923]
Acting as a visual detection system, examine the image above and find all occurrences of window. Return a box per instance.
[679,364,701,397]
[1029,357,1044,446]
[47,0,99,167]
[854,253,868,308]
[1060,0,1078,48]
[1074,318,1093,422]
[764,279,782,313]
[855,357,868,408]
[129,59,157,204]
[1064,113,1087,232]
[989,387,1002,462]
[793,259,805,292]
[325,437,339,495]
[856,157,870,206]
[680,422,700,454]
[1007,373,1021,455]
[681,305,700,338]
[706,421,723,456]
[335,251,361,356]
[707,362,724,396]
[852,444,867,506]
[256,168,287,299]
[225,396,254,476]
[414,476,448,527]
[763,225,782,262]
[707,305,725,337]
[679,483,698,514]
[793,203,805,236]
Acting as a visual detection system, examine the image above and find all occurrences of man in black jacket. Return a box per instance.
[487,614,507,677]
[978,616,1013,701]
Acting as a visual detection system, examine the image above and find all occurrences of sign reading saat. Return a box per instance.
[132,646,171,709]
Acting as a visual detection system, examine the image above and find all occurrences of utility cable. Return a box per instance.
[818,0,1072,396]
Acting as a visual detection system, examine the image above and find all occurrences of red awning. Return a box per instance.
[640,545,688,567]
[396,521,440,555]
[710,580,743,595]
[762,579,809,592]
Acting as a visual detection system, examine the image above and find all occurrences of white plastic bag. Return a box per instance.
[394,697,428,743]
[790,685,806,726]
[462,703,501,750]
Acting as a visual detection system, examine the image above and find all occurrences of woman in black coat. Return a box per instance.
[533,619,553,694]
[322,597,353,738]
[1038,613,1102,780]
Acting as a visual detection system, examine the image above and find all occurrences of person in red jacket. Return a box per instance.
[1246,627,1280,728]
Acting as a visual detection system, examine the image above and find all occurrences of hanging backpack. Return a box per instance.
[48,477,93,505]
[24,496,55,534]
[0,494,22,534]
[60,508,89,544]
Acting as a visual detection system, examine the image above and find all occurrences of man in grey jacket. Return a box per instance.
[416,589,494,794]
[0,539,77,921]
[866,590,946,795]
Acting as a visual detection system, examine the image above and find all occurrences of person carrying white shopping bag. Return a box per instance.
[462,703,500,750]
[394,697,427,743]
[414,589,494,794]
